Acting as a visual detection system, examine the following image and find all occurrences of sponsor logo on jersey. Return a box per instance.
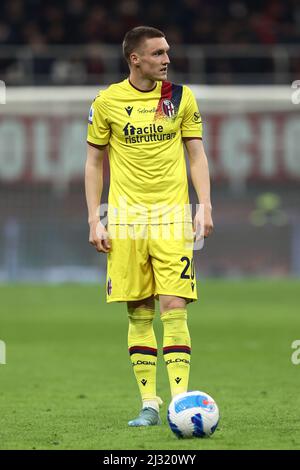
[137,107,156,114]
[193,112,201,123]
[123,122,163,136]
[88,106,94,124]
[122,122,176,144]
[125,106,133,116]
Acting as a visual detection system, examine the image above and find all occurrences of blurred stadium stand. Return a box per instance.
[0,0,300,85]
[0,0,300,282]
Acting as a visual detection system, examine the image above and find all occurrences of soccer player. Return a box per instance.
[85,26,213,426]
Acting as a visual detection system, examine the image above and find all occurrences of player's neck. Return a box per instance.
[128,74,157,92]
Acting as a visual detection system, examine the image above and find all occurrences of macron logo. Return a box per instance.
[123,122,136,136]
[125,106,133,116]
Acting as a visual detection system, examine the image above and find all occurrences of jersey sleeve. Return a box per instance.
[87,92,110,145]
[181,86,203,139]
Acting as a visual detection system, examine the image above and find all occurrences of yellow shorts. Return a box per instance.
[106,223,197,303]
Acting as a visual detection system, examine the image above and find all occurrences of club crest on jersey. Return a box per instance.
[162,99,175,117]
[88,106,94,124]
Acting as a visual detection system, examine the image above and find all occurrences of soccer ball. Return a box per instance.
[167,391,219,438]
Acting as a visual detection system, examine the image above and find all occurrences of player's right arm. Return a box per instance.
[85,93,111,253]
[85,142,111,253]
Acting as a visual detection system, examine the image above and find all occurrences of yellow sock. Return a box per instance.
[128,307,158,403]
[161,308,191,397]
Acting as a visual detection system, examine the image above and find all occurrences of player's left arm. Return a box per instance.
[184,137,213,239]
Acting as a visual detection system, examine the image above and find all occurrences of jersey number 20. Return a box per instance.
[180,257,195,280]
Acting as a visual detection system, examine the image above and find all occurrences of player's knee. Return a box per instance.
[127,296,154,314]
[127,300,155,333]
[160,298,186,313]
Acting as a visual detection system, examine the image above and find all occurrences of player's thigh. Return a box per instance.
[127,296,155,312]
[149,223,197,300]
[106,224,154,302]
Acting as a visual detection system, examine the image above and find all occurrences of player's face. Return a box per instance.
[134,37,170,81]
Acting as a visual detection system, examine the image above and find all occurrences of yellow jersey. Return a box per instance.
[87,79,202,224]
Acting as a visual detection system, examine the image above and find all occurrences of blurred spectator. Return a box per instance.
[0,0,299,84]
[0,0,298,46]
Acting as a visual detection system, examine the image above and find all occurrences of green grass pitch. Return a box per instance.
[0,280,300,450]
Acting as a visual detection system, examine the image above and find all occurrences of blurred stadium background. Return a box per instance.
[0,0,300,283]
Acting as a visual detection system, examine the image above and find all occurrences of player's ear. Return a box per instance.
[130,52,140,67]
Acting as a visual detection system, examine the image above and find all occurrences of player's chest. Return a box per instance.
[107,98,183,140]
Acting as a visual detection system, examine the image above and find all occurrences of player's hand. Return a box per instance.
[193,205,214,241]
[88,219,111,253]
